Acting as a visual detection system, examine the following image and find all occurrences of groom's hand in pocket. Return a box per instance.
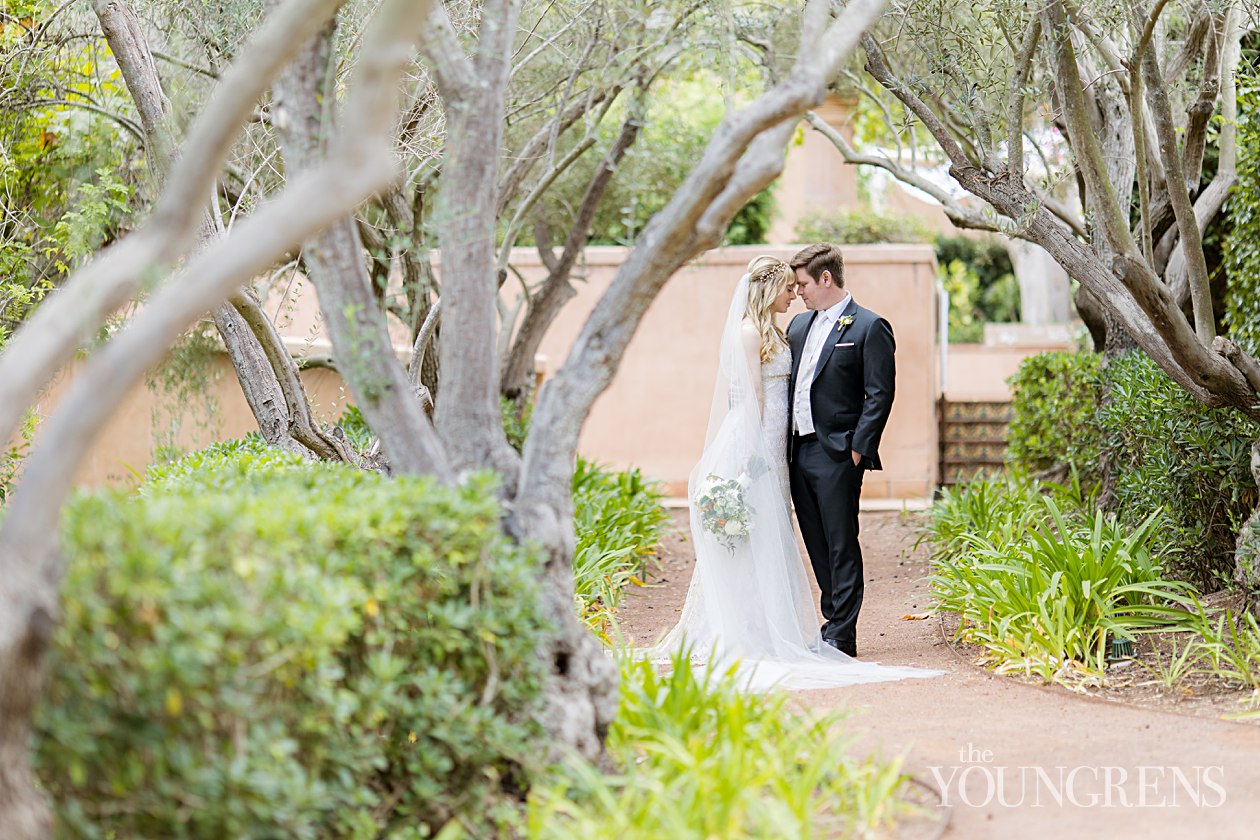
[851,449,862,466]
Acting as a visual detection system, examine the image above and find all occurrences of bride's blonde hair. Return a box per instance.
[744,256,794,363]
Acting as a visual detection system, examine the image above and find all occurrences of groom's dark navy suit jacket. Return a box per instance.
[786,298,896,469]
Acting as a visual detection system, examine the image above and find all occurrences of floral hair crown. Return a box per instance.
[749,260,790,283]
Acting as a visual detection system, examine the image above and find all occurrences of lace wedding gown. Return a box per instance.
[644,276,939,692]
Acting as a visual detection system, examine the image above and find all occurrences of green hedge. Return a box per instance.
[1098,352,1260,589]
[1006,350,1103,480]
[1007,351,1259,589]
[40,438,548,838]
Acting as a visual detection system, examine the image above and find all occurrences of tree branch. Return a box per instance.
[501,100,644,398]
[1044,0,1135,256]
[520,0,891,514]
[1140,26,1214,341]
[0,0,351,452]
[1007,14,1041,177]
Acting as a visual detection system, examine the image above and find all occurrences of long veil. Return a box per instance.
[647,274,939,691]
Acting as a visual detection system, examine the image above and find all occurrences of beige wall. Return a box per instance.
[767,96,861,244]
[23,245,941,499]
[27,355,351,489]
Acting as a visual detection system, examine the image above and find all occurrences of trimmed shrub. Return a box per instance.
[1006,350,1104,480]
[1005,350,1259,590]
[40,437,548,838]
[793,206,932,245]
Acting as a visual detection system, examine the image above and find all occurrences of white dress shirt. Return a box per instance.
[792,294,851,435]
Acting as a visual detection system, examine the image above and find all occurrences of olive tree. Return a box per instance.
[809,0,1260,596]
[0,0,889,833]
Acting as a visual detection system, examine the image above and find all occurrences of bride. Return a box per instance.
[649,256,938,691]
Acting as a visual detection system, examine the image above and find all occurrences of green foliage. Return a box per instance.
[935,235,1019,343]
[42,437,548,838]
[502,394,534,454]
[1193,606,1260,690]
[793,206,933,245]
[1,4,141,348]
[925,476,1197,681]
[572,458,670,636]
[1005,350,1260,589]
[1224,79,1260,355]
[0,409,39,504]
[527,653,917,838]
[722,185,776,246]
[335,404,376,453]
[1006,351,1104,479]
[1097,352,1260,589]
[545,74,775,246]
[938,259,986,343]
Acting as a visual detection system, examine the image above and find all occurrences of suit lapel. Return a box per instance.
[789,311,817,386]
[811,298,857,388]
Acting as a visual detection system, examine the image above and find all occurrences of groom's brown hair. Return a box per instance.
[790,243,845,288]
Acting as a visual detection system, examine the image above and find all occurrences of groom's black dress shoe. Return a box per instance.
[822,637,858,658]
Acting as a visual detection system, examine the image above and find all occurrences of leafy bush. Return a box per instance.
[925,476,1195,680]
[794,206,933,245]
[41,438,549,838]
[527,653,918,838]
[1006,351,1104,479]
[935,235,1019,343]
[1005,350,1259,589]
[572,458,670,636]
[1097,352,1260,589]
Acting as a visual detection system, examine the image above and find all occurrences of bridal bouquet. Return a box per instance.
[694,471,755,552]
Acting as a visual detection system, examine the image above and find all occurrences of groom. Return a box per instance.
[787,243,895,658]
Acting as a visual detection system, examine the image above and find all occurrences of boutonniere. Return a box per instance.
[836,315,855,331]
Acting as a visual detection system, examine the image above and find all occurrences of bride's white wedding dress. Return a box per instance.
[645,274,939,691]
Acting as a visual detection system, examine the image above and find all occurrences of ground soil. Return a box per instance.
[615,508,1260,839]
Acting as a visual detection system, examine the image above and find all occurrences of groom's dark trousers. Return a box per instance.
[790,437,865,651]
[787,301,895,654]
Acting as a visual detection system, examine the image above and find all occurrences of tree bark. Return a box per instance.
[426,0,523,480]
[0,0,352,453]
[272,17,451,480]
[212,303,318,458]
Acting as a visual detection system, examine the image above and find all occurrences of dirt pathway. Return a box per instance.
[615,509,1260,839]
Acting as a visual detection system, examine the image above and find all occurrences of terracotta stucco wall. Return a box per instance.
[25,245,941,499]
[529,244,940,498]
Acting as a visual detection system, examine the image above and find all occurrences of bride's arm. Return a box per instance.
[739,321,764,418]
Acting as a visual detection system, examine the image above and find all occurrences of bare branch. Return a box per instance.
[1181,10,1223,193]
[1007,14,1041,177]
[1140,27,1214,341]
[0,0,351,451]
[502,100,644,397]
[418,2,476,97]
